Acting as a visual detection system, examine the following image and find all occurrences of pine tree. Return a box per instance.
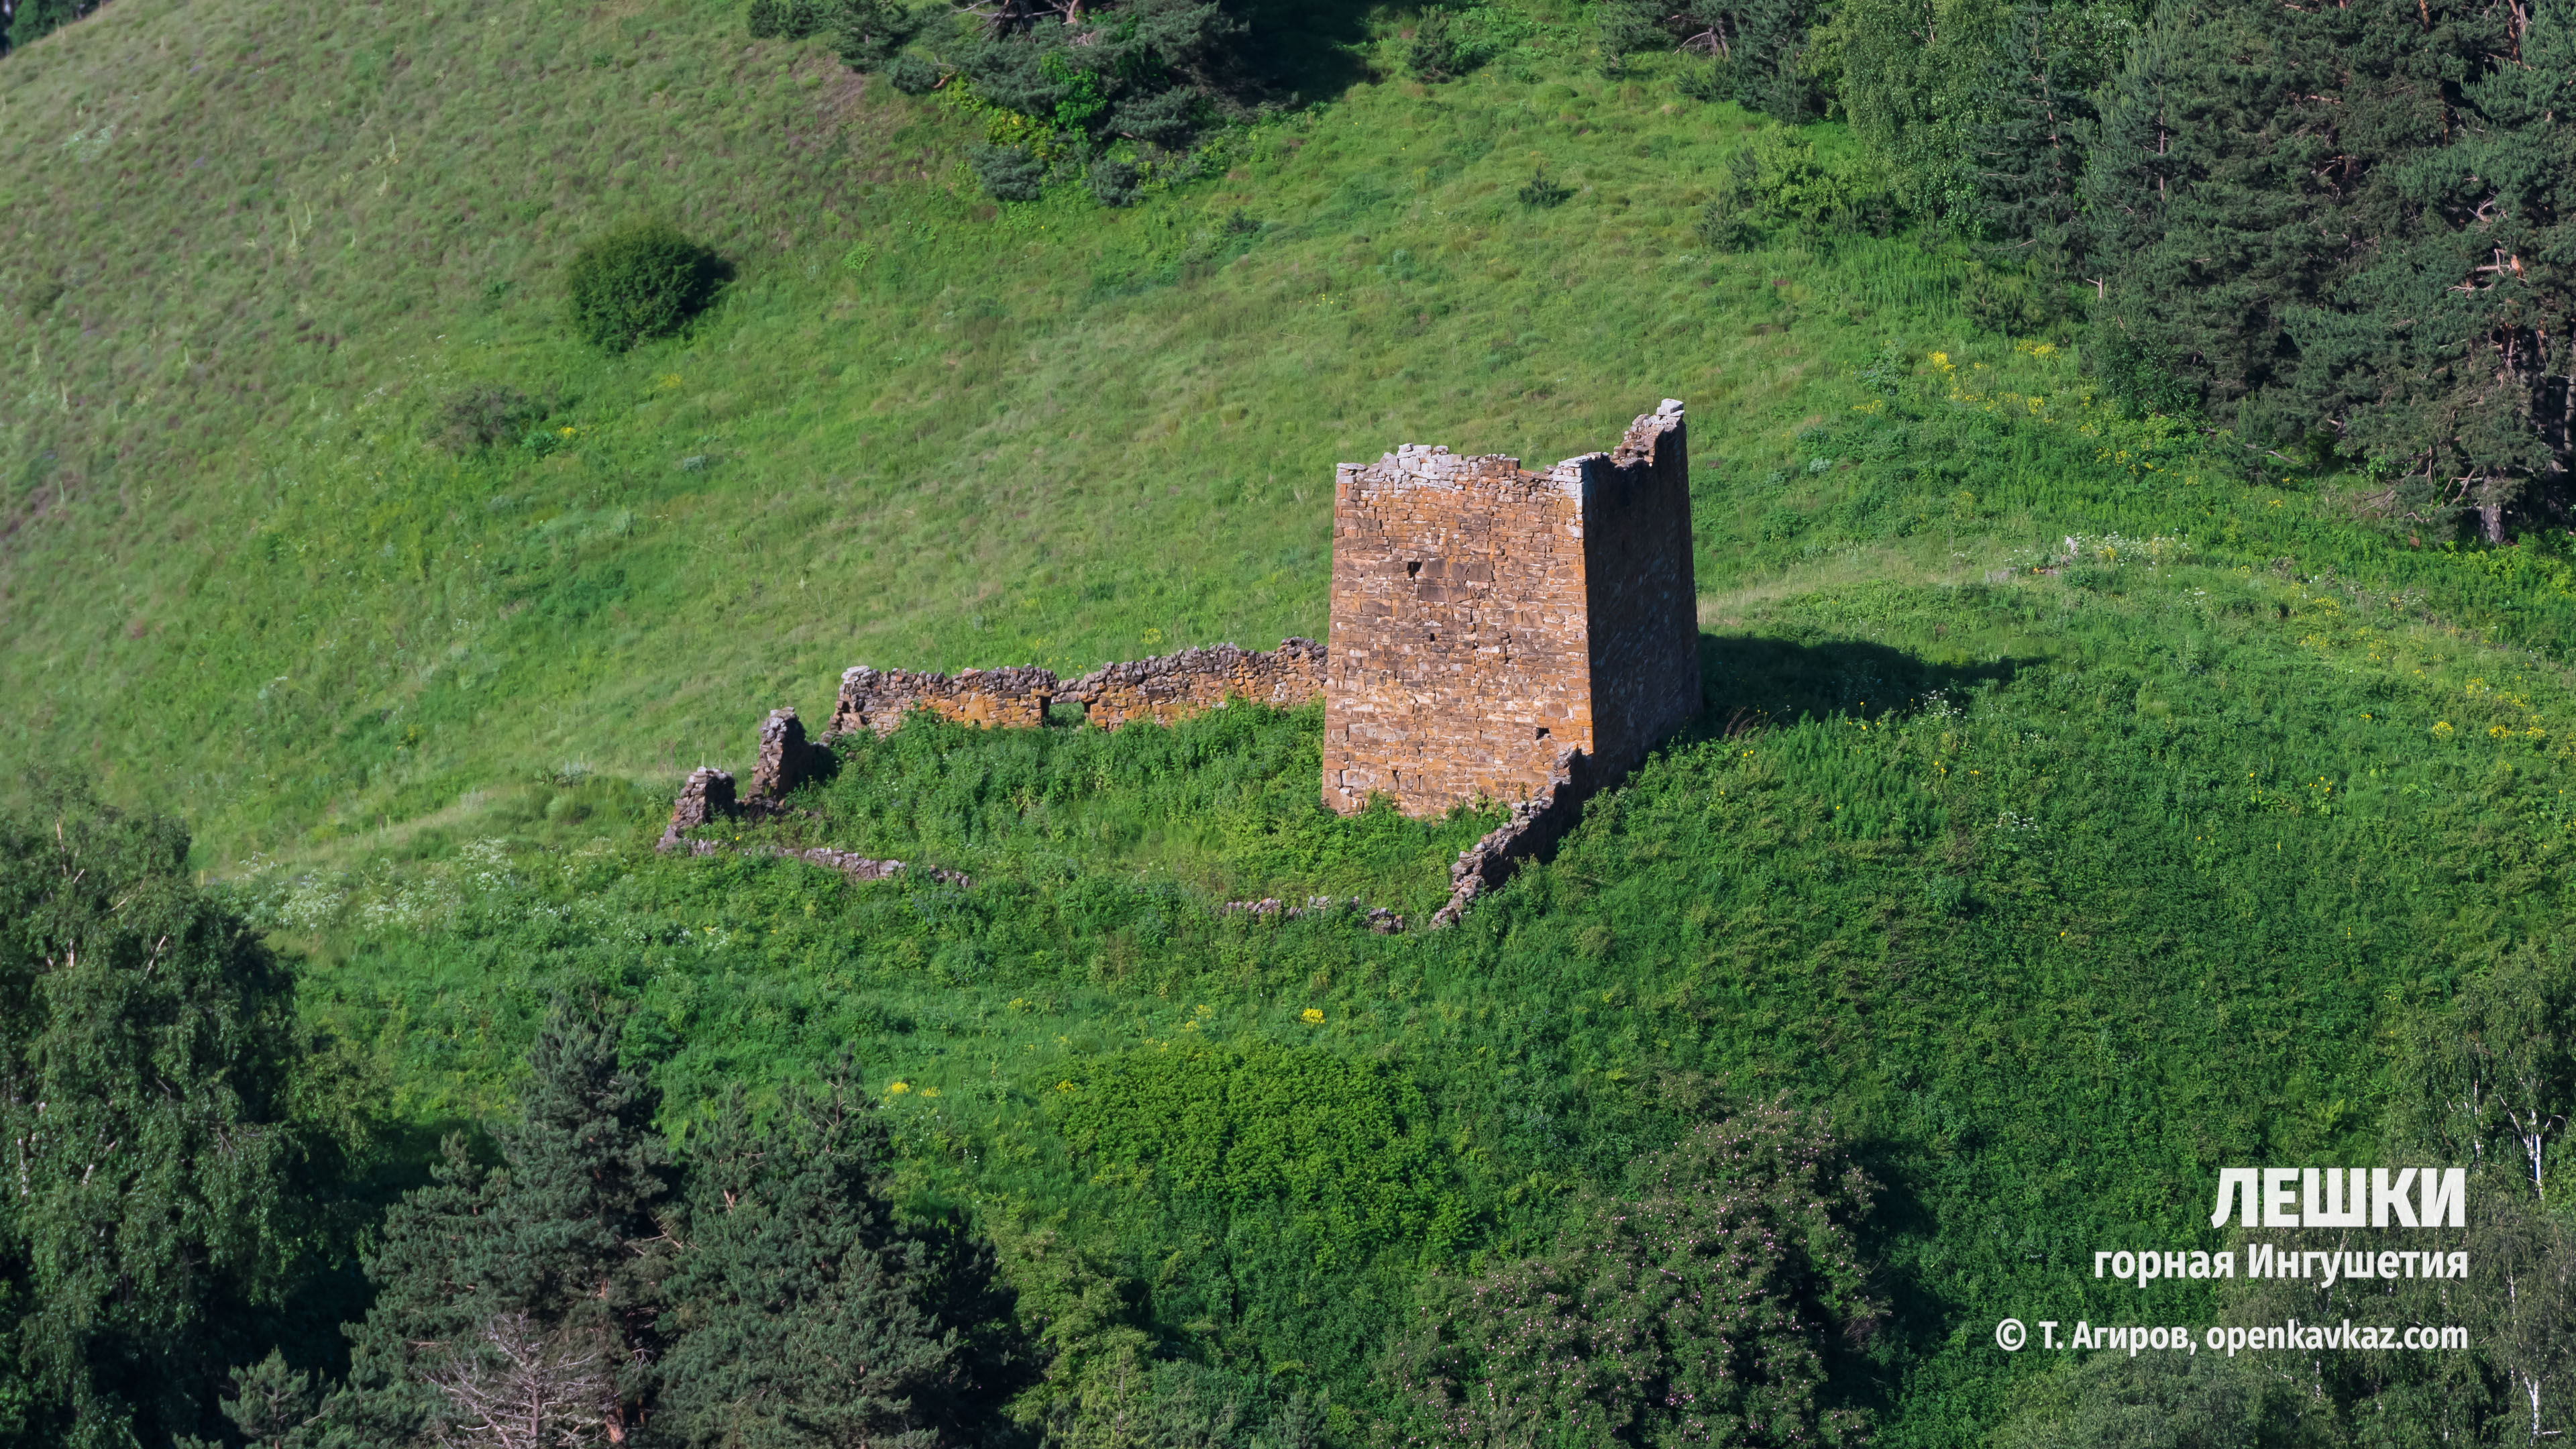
[2084,0,2339,435]
[320,1008,677,1448]
[0,776,321,1449]
[2086,0,2573,529]
[2287,0,2574,537]
[1966,3,2112,288]
[657,1076,1028,1448]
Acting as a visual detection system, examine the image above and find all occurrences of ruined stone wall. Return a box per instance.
[1062,639,1323,729]
[1322,400,1697,816]
[750,707,829,804]
[828,665,1060,737]
[824,642,1321,739]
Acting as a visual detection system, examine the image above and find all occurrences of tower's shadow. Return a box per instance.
[1690,633,2033,739]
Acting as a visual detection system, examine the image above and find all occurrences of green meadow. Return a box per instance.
[4,0,2574,1443]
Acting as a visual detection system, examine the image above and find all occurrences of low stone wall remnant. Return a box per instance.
[658,767,737,852]
[782,846,971,889]
[1220,894,1405,934]
[829,664,1060,737]
[750,707,830,804]
[826,639,1322,737]
[1428,747,1598,928]
[664,637,1324,869]
[657,833,971,888]
[1062,639,1324,729]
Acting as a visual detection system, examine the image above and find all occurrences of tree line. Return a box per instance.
[0,0,103,56]
[0,780,1025,1448]
[1613,0,2575,541]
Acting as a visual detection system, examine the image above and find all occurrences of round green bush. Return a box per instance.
[563,221,724,353]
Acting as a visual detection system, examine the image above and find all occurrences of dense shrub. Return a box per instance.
[744,0,824,39]
[1691,129,1900,249]
[1599,0,1822,112]
[1675,56,1732,102]
[1697,208,1764,252]
[892,0,1248,203]
[1054,1040,1464,1257]
[1961,262,2063,337]
[562,221,726,353]
[830,0,920,69]
[747,0,916,62]
[1385,1099,1880,1448]
[1405,8,1503,83]
[1086,156,1142,208]
[971,144,1049,203]
[885,51,942,94]
[1517,168,1572,208]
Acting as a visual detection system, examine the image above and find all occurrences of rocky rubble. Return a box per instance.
[1429,747,1597,928]
[1219,894,1405,933]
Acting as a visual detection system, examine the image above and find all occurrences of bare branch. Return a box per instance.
[422,1313,614,1449]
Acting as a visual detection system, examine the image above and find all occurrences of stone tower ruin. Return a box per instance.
[1322,399,1699,816]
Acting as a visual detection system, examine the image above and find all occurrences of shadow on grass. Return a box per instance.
[1837,1129,1955,1431]
[1234,0,1375,105]
[1693,633,2035,735]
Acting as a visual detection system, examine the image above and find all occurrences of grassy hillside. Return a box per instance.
[9,0,2573,865]
[0,0,1742,860]
[8,0,2576,1444]
[227,551,2576,1443]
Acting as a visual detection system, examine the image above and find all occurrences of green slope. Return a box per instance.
[7,0,2576,1444]
[233,562,2576,1445]
[0,0,1780,859]
[8,0,2571,863]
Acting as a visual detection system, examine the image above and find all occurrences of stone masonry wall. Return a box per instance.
[1062,639,1324,729]
[749,707,830,804]
[825,641,1322,739]
[1574,399,1701,771]
[827,664,1061,736]
[1320,447,1591,813]
[1322,400,1697,816]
